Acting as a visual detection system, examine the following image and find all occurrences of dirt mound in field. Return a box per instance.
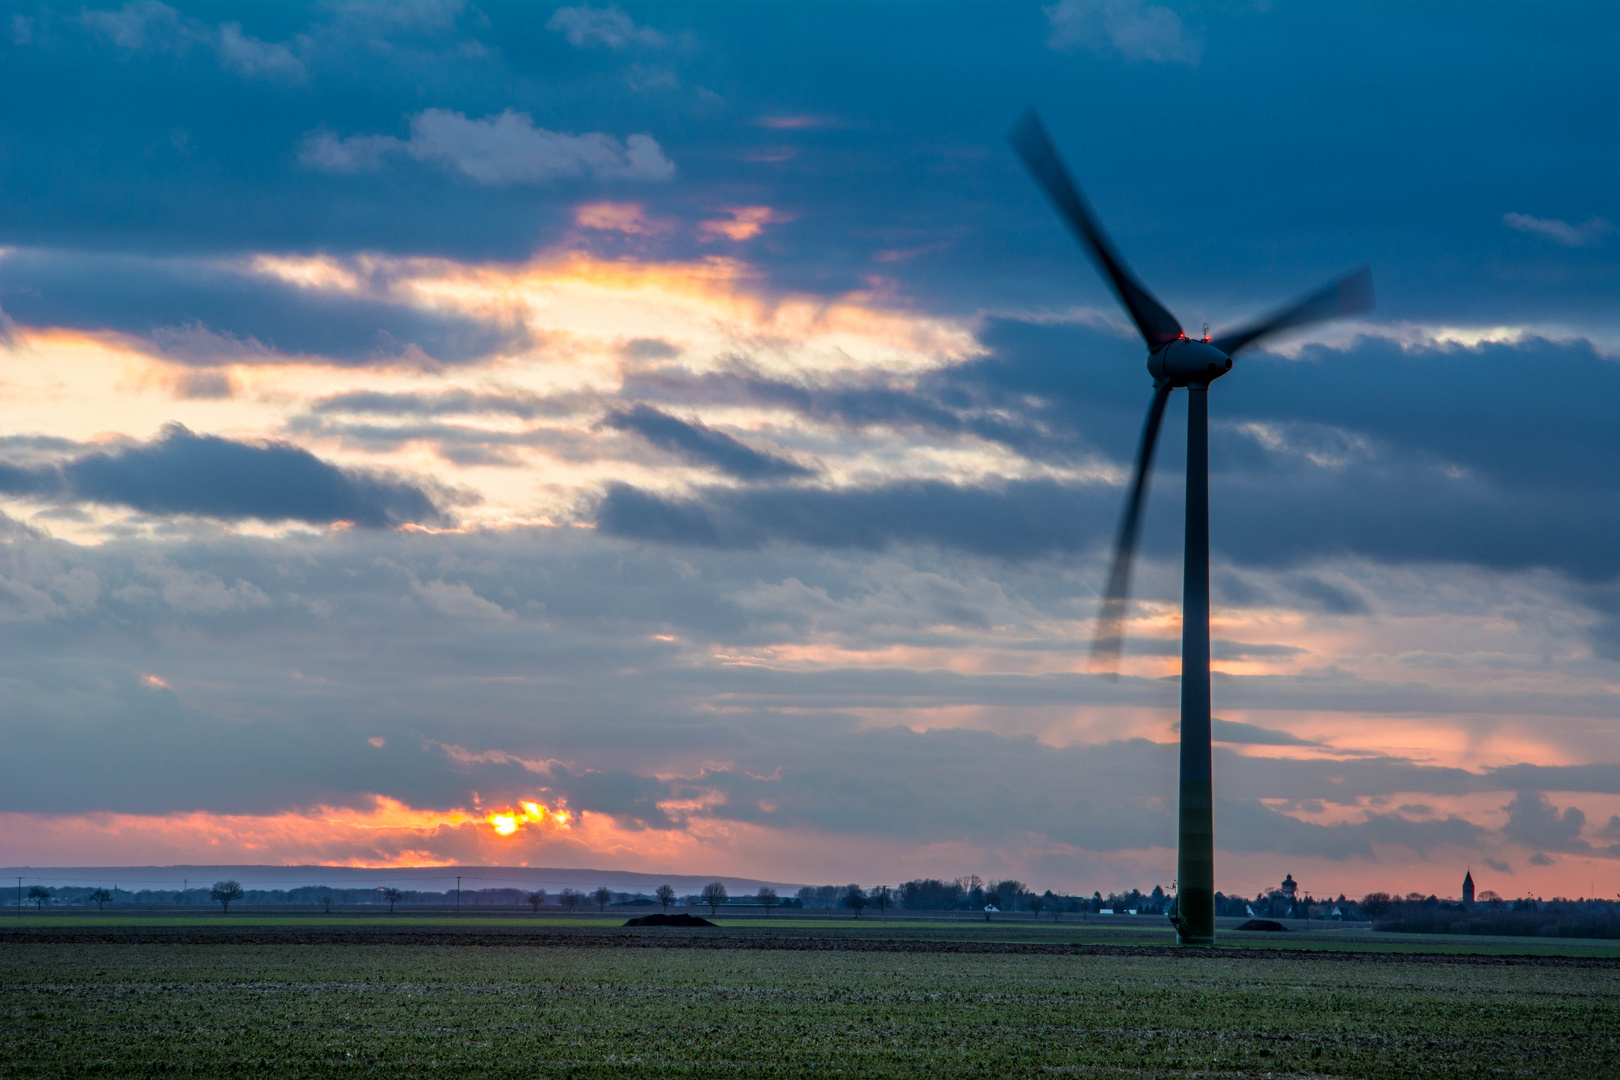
[1235,919,1289,932]
[623,913,716,928]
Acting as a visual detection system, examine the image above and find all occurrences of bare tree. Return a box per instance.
[526,890,546,913]
[558,888,582,913]
[27,885,49,911]
[655,884,677,912]
[383,888,403,914]
[870,885,890,919]
[322,894,334,914]
[593,886,613,912]
[1027,893,1044,921]
[756,886,778,916]
[89,888,112,911]
[842,884,867,917]
[700,881,728,915]
[210,880,244,914]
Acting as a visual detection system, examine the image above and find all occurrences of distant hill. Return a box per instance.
[0,864,804,895]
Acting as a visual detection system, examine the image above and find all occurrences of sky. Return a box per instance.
[0,0,1617,902]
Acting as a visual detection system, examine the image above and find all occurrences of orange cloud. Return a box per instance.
[754,115,831,129]
[699,206,789,242]
[574,201,671,236]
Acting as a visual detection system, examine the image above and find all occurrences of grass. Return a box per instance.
[2,929,1617,1077]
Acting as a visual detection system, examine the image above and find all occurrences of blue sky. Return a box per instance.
[0,0,1616,899]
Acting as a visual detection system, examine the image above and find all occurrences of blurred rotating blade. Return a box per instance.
[1092,382,1173,670]
[1009,109,1184,351]
[1211,265,1375,357]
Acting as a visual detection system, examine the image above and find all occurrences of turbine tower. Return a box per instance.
[1009,110,1373,946]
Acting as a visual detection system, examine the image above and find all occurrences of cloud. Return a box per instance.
[1501,790,1588,852]
[300,110,675,184]
[79,1,197,50]
[0,423,445,527]
[1210,718,1320,747]
[1527,851,1553,866]
[1503,213,1615,248]
[603,405,812,481]
[699,207,789,242]
[296,132,400,174]
[547,4,665,49]
[0,248,529,367]
[170,370,234,400]
[574,201,672,235]
[216,21,304,79]
[1044,0,1202,65]
[0,510,1616,893]
[594,478,1114,556]
[80,2,306,80]
[310,389,582,421]
[1483,857,1512,874]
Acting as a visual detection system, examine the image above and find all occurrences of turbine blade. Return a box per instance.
[1211,265,1375,356]
[1092,382,1173,670]
[1009,109,1184,351]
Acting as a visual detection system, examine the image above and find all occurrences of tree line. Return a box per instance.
[19,878,1616,937]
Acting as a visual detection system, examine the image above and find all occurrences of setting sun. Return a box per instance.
[484,800,571,837]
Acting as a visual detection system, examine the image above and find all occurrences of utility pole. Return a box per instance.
[15,877,20,918]
[456,875,461,917]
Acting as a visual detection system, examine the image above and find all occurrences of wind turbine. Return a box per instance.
[1009,109,1373,946]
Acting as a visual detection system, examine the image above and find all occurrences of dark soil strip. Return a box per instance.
[2,925,1616,967]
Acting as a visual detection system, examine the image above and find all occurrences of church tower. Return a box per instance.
[1462,869,1475,907]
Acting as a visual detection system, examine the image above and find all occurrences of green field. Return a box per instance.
[3,925,1617,1078]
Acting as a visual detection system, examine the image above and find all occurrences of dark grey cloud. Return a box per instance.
[1210,640,1307,661]
[0,522,1614,881]
[1210,718,1318,747]
[595,477,1115,556]
[0,423,445,526]
[311,388,592,420]
[1214,799,1483,861]
[602,404,812,480]
[287,413,609,469]
[598,330,1620,597]
[0,249,529,366]
[1501,790,1589,852]
[621,318,1136,466]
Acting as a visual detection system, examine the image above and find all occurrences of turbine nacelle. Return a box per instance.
[1147,338,1233,389]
